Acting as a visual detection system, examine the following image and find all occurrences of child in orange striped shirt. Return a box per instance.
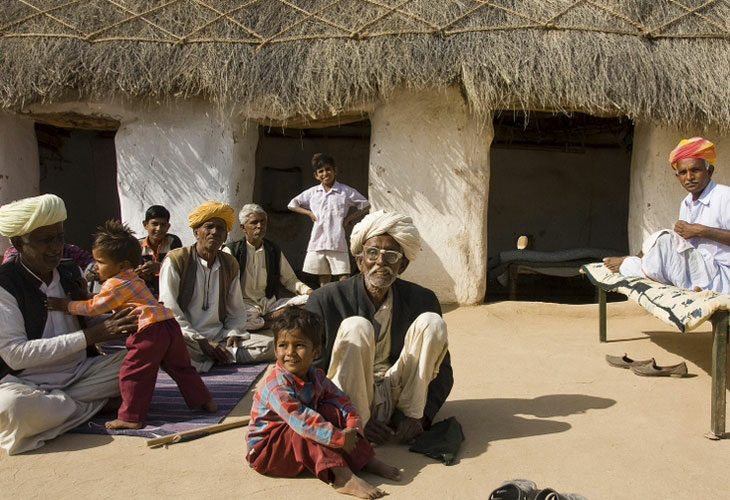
[47,220,216,429]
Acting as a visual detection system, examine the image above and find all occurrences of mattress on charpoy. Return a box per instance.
[581,262,730,333]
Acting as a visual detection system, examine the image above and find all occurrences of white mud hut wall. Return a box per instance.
[116,101,257,245]
[628,124,730,254]
[0,115,40,254]
[369,89,491,304]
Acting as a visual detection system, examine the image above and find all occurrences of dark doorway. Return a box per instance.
[254,120,371,282]
[486,111,633,303]
[36,123,120,253]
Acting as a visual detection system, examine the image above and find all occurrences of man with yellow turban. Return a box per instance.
[159,201,274,372]
[604,137,730,292]
[0,194,138,454]
[306,210,452,445]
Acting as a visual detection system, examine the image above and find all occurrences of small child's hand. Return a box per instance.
[342,427,358,455]
[308,212,317,222]
[46,297,70,312]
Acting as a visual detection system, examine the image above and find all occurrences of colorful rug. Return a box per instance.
[71,362,268,438]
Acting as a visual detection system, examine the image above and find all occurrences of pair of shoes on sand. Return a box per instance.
[489,479,587,500]
[605,353,688,377]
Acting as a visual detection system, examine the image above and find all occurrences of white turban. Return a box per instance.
[350,210,421,262]
[0,194,67,238]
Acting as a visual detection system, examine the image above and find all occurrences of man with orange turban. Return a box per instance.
[159,201,274,372]
[604,137,730,292]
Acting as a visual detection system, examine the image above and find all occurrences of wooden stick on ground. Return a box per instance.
[146,416,251,448]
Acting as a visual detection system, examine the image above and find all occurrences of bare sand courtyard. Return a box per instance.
[3,300,730,499]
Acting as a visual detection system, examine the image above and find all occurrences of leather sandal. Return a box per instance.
[605,353,653,369]
[630,360,688,377]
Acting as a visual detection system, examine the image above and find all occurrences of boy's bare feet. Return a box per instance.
[603,256,627,273]
[202,399,218,413]
[105,419,142,429]
[331,466,386,499]
[364,457,401,481]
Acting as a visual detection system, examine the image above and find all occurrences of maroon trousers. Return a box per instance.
[248,403,375,483]
[118,318,211,423]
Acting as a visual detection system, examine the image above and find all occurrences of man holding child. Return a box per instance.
[306,210,453,444]
[0,194,137,454]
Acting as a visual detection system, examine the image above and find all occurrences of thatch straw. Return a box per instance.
[1,0,729,129]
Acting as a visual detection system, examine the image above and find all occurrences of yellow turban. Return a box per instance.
[188,201,235,231]
[0,194,67,238]
[669,137,716,169]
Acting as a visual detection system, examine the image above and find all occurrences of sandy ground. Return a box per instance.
[3,300,730,499]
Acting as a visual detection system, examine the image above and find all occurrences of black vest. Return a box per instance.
[225,238,282,299]
[0,257,88,379]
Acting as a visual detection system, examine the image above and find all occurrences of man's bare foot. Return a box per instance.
[603,256,627,273]
[202,399,218,413]
[364,457,401,481]
[331,466,386,499]
[105,418,142,429]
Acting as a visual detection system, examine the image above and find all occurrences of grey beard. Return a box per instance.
[364,265,397,289]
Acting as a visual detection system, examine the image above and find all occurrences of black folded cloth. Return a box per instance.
[408,416,464,465]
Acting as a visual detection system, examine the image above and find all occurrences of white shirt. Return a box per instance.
[288,181,369,252]
[679,180,730,267]
[158,254,248,343]
[0,267,89,387]
[223,240,311,313]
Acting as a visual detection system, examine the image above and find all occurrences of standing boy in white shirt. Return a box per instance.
[288,153,370,287]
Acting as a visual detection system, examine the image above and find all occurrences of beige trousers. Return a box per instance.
[327,312,448,425]
[0,351,125,455]
[184,332,275,373]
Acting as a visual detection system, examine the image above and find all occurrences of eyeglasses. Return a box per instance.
[361,246,403,264]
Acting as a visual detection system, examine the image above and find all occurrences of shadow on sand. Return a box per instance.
[370,393,616,486]
[439,394,616,460]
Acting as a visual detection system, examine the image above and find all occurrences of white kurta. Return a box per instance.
[223,241,311,330]
[621,181,730,292]
[158,254,273,372]
[0,266,124,455]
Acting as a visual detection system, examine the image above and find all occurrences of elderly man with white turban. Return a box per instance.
[306,210,452,444]
[159,201,274,373]
[0,194,138,455]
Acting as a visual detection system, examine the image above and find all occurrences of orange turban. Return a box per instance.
[669,137,716,169]
[188,201,235,231]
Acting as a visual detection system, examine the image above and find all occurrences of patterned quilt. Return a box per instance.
[581,263,730,332]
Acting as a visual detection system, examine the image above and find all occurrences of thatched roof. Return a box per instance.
[1,1,729,129]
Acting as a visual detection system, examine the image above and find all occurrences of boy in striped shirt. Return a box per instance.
[247,307,400,499]
[46,220,216,429]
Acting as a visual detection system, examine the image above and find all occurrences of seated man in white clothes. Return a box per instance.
[604,137,730,293]
[159,201,274,373]
[0,194,137,455]
[306,210,453,445]
[224,204,312,331]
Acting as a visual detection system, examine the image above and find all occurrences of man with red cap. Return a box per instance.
[604,137,730,292]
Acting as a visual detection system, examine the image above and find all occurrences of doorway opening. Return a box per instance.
[486,111,633,303]
[254,120,371,285]
[36,123,120,253]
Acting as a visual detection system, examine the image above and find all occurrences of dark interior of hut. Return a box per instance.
[485,111,633,304]
[254,120,371,289]
[35,121,120,253]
